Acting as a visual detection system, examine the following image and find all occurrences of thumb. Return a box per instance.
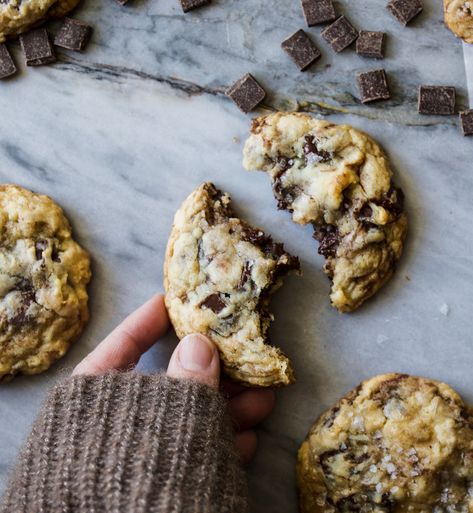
[167,334,220,389]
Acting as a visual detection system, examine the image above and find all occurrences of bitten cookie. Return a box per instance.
[0,185,91,380]
[243,112,407,313]
[444,0,473,43]
[0,0,80,42]
[164,182,300,387]
[297,373,473,513]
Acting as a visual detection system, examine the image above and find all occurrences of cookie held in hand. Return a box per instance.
[164,182,300,387]
[0,185,91,381]
[243,112,407,312]
[297,373,473,512]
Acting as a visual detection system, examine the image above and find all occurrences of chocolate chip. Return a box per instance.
[418,85,456,115]
[387,0,422,25]
[356,31,385,59]
[281,29,321,71]
[35,239,48,260]
[54,18,92,52]
[321,16,358,53]
[301,0,337,26]
[238,262,253,289]
[180,0,209,12]
[200,293,226,314]
[313,225,340,258]
[51,245,61,263]
[378,187,404,218]
[226,73,266,113]
[460,110,473,136]
[0,44,16,79]
[303,135,332,162]
[20,29,56,66]
[357,69,390,103]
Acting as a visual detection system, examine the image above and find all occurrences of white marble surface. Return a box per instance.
[0,0,472,511]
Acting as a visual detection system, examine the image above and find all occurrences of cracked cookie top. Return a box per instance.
[164,182,300,387]
[0,185,91,380]
[297,373,473,513]
[444,0,473,43]
[243,112,407,312]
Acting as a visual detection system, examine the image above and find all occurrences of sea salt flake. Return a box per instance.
[391,486,399,493]
[352,415,365,431]
[376,483,383,493]
[370,464,378,473]
[386,462,396,474]
[383,454,392,462]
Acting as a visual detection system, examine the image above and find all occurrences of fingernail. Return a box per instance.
[178,334,215,372]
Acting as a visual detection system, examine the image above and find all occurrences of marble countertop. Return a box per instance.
[0,0,472,511]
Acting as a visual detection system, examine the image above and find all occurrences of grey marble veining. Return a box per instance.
[0,0,472,511]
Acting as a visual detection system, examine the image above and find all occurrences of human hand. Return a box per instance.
[73,294,275,462]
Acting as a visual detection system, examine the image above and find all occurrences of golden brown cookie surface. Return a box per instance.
[297,373,473,513]
[0,185,91,380]
[444,0,473,43]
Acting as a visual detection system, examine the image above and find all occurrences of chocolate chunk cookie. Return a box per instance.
[444,0,473,43]
[0,185,91,380]
[297,373,473,513]
[243,112,407,312]
[0,0,80,42]
[164,182,300,387]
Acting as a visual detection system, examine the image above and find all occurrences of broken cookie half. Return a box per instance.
[164,182,300,387]
[243,112,407,312]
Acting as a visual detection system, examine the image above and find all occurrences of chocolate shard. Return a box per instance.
[0,44,16,79]
[54,18,92,52]
[356,31,385,59]
[418,85,456,115]
[180,0,209,12]
[200,293,226,314]
[321,16,359,53]
[281,29,321,71]
[460,110,473,136]
[301,0,337,26]
[387,0,422,25]
[226,73,266,113]
[35,239,48,260]
[20,29,56,66]
[357,69,390,104]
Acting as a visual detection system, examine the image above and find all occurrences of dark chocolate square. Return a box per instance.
[20,29,56,66]
[357,69,390,103]
[418,86,456,115]
[226,73,266,113]
[281,29,321,71]
[321,16,359,53]
[356,31,385,59]
[387,0,422,25]
[460,110,473,136]
[180,0,209,12]
[54,18,92,52]
[301,0,337,26]
[0,44,16,79]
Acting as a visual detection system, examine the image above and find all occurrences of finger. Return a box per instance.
[228,388,276,431]
[235,430,257,464]
[167,334,220,389]
[73,294,169,375]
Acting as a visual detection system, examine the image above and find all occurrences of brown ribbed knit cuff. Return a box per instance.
[1,373,248,513]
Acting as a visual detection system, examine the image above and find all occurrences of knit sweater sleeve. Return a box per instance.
[0,373,248,513]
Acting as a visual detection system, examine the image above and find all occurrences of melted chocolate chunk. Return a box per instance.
[35,239,48,260]
[377,187,404,218]
[238,262,253,289]
[313,225,340,258]
[355,204,373,220]
[10,279,36,326]
[323,406,340,428]
[200,293,226,314]
[241,227,283,257]
[273,171,300,211]
[303,135,331,163]
[276,156,294,172]
[51,245,61,263]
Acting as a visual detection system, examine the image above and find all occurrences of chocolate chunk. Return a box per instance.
[418,85,456,115]
[387,0,422,25]
[281,29,321,71]
[321,16,359,53]
[313,225,340,257]
[356,31,385,59]
[54,18,92,52]
[378,187,404,218]
[226,73,266,113]
[180,0,209,12]
[200,293,226,314]
[460,110,473,136]
[357,69,390,103]
[0,44,16,79]
[238,262,253,289]
[35,239,48,260]
[301,0,337,26]
[20,29,56,66]
[303,135,331,163]
[51,245,61,262]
